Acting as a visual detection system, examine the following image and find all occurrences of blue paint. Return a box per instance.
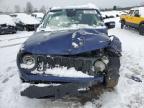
[23,28,110,55]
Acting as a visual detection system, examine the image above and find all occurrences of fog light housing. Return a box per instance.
[94,60,106,72]
[20,55,36,70]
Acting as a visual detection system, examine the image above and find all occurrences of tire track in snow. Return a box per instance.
[0,32,33,48]
[0,43,23,48]
[1,36,29,41]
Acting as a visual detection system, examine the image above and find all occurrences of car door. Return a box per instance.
[125,10,135,26]
[130,10,141,28]
[132,10,144,28]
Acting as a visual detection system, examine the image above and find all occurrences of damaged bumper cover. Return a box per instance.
[18,55,105,99]
[21,79,104,99]
[18,55,105,83]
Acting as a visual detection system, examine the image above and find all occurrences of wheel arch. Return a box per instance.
[139,21,144,26]
[121,18,125,23]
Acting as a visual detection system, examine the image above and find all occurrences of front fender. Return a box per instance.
[107,35,122,57]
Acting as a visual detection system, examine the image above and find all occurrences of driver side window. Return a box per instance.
[129,10,134,16]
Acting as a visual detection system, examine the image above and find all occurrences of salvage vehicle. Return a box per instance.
[17,5,122,101]
[120,7,144,35]
[0,15,16,35]
[10,13,40,31]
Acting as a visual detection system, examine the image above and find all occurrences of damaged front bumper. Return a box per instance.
[20,69,104,83]
[21,78,104,99]
[20,71,104,99]
[17,35,121,99]
[18,55,106,99]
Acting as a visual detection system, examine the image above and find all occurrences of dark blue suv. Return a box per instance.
[17,5,122,101]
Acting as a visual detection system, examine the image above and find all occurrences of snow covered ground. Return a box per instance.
[0,16,144,108]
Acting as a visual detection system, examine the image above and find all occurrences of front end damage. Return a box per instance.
[17,51,106,99]
[17,29,121,100]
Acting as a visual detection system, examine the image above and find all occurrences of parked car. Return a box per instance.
[31,12,44,22]
[120,7,144,35]
[17,5,122,101]
[0,15,16,35]
[101,11,125,19]
[10,13,40,31]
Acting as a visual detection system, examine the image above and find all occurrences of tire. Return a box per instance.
[139,24,144,35]
[72,57,121,103]
[121,20,125,29]
[105,57,120,88]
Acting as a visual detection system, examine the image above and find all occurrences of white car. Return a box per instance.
[0,14,16,35]
[10,13,40,31]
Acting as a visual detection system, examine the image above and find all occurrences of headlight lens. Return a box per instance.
[94,60,106,72]
[20,55,36,69]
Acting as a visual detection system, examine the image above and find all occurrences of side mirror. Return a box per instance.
[105,21,115,29]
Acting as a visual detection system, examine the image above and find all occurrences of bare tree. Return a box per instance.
[39,5,46,13]
[25,2,33,14]
[14,5,21,13]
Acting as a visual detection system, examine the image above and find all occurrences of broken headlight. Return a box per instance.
[94,60,106,72]
[94,56,109,73]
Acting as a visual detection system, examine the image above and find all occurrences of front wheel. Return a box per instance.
[139,24,144,35]
[105,57,120,88]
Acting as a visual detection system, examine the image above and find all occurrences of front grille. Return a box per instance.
[36,56,98,76]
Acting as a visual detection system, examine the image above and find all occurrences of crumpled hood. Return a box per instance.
[23,29,110,55]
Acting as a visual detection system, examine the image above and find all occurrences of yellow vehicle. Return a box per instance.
[120,7,144,35]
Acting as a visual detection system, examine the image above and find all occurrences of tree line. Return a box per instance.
[14,1,144,13]
[14,2,46,14]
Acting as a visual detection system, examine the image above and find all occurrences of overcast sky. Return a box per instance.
[0,0,143,12]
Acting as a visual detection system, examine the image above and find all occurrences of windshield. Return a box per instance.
[41,9,104,30]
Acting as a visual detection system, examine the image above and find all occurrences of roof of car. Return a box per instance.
[51,4,99,10]
[131,7,144,10]
[0,14,15,26]
[11,13,40,25]
[32,12,44,18]
[130,7,144,17]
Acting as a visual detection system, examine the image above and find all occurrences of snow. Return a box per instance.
[138,7,144,17]
[0,15,15,26]
[14,13,40,25]
[32,12,44,18]
[37,24,106,32]
[31,12,44,22]
[101,11,125,18]
[72,42,79,48]
[0,11,144,108]
[21,63,35,70]
[0,31,33,48]
[51,3,99,10]
[32,67,93,78]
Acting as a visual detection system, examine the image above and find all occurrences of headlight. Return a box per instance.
[20,55,36,69]
[94,60,106,72]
